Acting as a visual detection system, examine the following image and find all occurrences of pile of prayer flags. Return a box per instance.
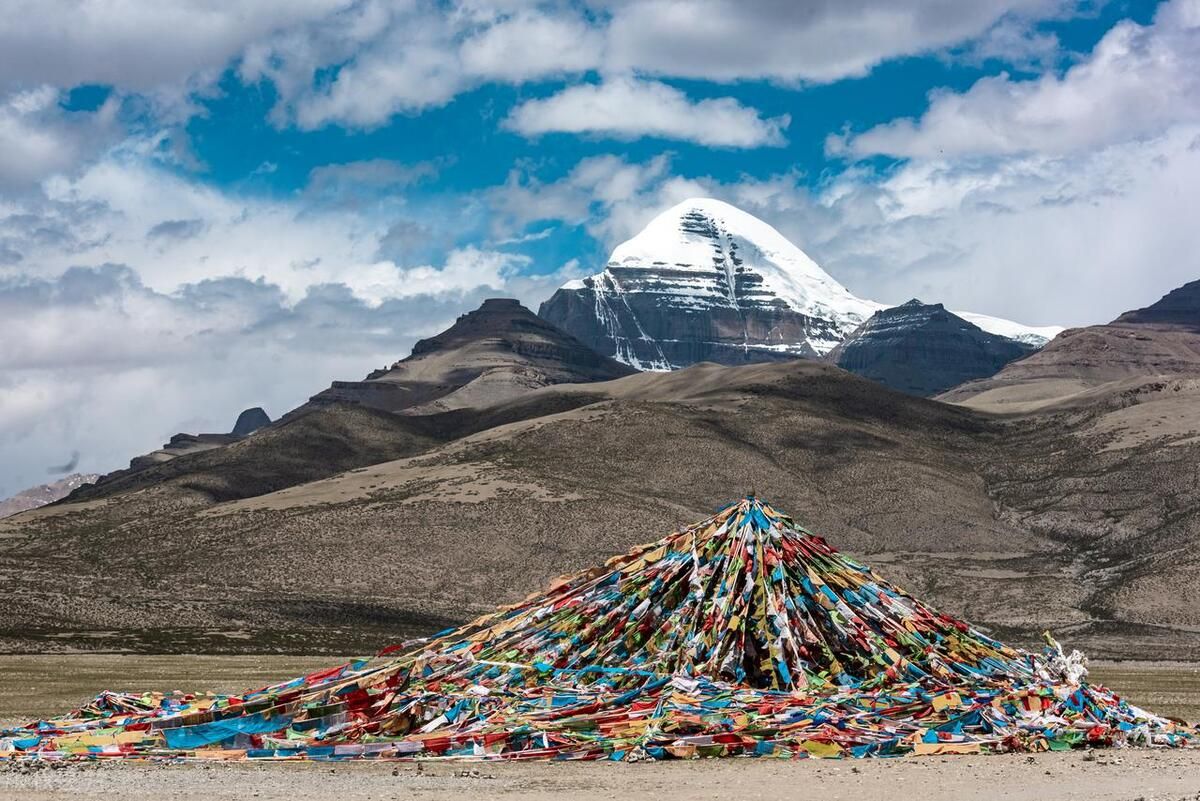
[2,497,1193,762]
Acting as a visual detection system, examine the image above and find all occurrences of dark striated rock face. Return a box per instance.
[1114,278,1200,330]
[306,298,636,414]
[539,270,837,369]
[231,407,272,436]
[828,300,1035,397]
[539,199,879,370]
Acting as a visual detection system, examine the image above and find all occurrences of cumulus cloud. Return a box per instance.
[603,0,1066,82]
[20,153,418,303]
[254,0,1076,130]
[288,21,467,129]
[0,87,122,190]
[242,4,605,130]
[0,120,580,495]
[0,251,567,495]
[375,218,438,264]
[956,15,1062,70]
[487,153,677,241]
[0,1,350,93]
[833,0,1200,159]
[0,0,1084,135]
[814,129,1200,325]
[504,76,790,147]
[459,10,604,82]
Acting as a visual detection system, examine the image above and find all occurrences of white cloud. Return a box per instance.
[391,246,528,296]
[242,3,605,131]
[0,275,429,498]
[0,1,350,93]
[460,10,603,81]
[504,76,789,147]
[10,151,515,307]
[263,0,1077,130]
[0,192,562,499]
[488,153,676,240]
[290,21,467,129]
[834,0,1200,159]
[0,267,575,498]
[603,0,1065,82]
[0,87,122,190]
[0,116,590,495]
[808,128,1200,326]
[958,15,1061,70]
[0,0,1085,136]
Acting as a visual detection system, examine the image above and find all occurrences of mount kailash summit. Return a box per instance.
[540,198,1061,371]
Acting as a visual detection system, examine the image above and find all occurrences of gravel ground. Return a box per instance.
[2,749,1199,801]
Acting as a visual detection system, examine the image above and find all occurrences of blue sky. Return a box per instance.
[1,0,1199,494]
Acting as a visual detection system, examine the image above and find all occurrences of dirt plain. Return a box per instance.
[3,750,1200,801]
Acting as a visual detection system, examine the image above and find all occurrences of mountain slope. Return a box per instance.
[829,300,1035,396]
[63,404,446,505]
[0,473,99,519]
[942,278,1200,412]
[62,301,628,507]
[83,407,274,493]
[6,356,1200,660]
[1114,278,1200,329]
[540,198,1060,370]
[955,311,1065,348]
[306,298,635,414]
[540,198,881,369]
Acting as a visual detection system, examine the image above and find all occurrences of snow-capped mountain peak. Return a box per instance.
[606,198,881,327]
[539,198,1060,371]
[540,198,882,369]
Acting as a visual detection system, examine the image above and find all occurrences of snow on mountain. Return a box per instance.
[0,473,99,519]
[540,198,884,369]
[604,197,882,332]
[540,197,1060,370]
[953,312,1063,348]
[830,299,1037,397]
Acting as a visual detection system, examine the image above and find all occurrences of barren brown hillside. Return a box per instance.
[4,357,1199,659]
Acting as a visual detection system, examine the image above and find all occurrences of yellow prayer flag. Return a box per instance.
[802,740,843,758]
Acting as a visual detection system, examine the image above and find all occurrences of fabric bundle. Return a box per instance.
[2,497,1193,762]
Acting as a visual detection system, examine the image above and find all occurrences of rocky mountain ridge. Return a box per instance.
[76,407,273,496]
[943,278,1200,412]
[540,197,1061,371]
[829,300,1036,396]
[0,473,100,519]
[305,298,635,415]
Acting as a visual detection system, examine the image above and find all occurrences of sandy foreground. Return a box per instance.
[2,750,1200,801]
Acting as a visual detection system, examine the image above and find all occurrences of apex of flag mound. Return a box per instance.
[2,498,1193,761]
[433,495,1023,691]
